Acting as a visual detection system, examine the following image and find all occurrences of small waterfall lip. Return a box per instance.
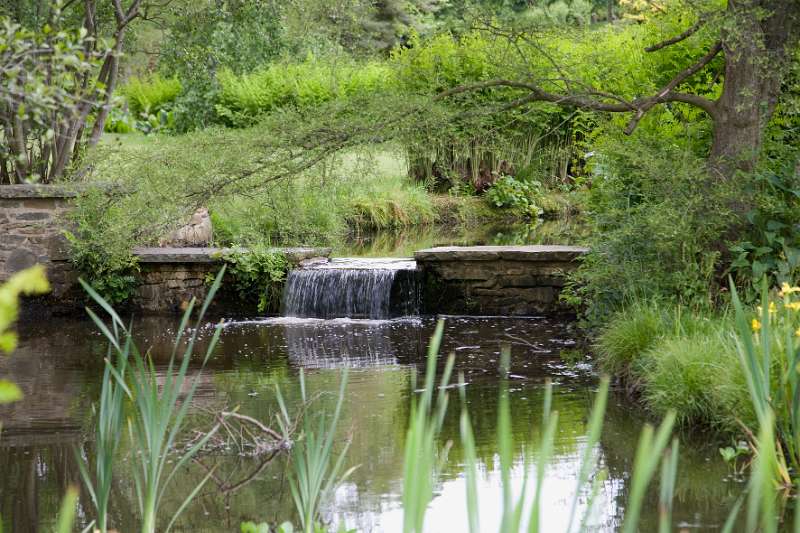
[281,257,421,320]
[311,257,416,270]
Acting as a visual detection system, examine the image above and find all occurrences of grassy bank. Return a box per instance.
[90,131,565,249]
[595,300,766,435]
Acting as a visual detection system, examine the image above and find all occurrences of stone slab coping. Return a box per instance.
[133,247,332,264]
[0,184,81,198]
[414,245,589,262]
[0,183,122,199]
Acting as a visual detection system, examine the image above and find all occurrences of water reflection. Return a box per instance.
[1,315,743,531]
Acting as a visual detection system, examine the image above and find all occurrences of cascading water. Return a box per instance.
[281,258,420,319]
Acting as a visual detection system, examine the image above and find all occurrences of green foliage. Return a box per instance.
[277,370,355,533]
[65,188,140,305]
[596,300,752,432]
[219,247,289,314]
[0,265,50,404]
[158,0,286,131]
[0,12,107,182]
[485,176,544,217]
[123,74,182,116]
[565,117,732,323]
[595,300,668,376]
[731,279,800,482]
[215,59,394,127]
[346,184,436,230]
[78,268,226,533]
[727,167,800,300]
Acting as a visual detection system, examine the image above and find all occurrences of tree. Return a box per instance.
[442,0,800,181]
[0,0,144,183]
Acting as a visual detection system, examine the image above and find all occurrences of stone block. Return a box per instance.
[6,249,38,273]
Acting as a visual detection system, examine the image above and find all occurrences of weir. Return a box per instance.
[281,258,420,319]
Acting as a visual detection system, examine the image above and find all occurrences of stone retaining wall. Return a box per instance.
[133,247,331,313]
[414,245,588,315]
[0,185,77,300]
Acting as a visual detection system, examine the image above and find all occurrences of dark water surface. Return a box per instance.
[0,314,746,532]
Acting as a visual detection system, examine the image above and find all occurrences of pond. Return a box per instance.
[1,312,745,532]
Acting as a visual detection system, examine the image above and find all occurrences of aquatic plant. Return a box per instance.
[277,369,356,533]
[401,320,454,533]
[78,267,227,533]
[401,322,682,533]
[731,279,800,484]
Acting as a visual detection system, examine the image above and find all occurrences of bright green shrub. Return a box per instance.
[485,176,544,218]
[122,74,182,115]
[215,59,396,127]
[219,246,289,313]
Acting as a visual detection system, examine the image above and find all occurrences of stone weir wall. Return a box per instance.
[133,247,330,313]
[414,245,588,316]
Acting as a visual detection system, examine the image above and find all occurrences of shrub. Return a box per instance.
[64,188,140,305]
[122,74,182,116]
[485,176,544,218]
[218,247,289,314]
[215,59,396,127]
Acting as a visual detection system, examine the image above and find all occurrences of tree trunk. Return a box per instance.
[709,0,800,179]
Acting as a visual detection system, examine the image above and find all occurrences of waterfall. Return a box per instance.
[282,258,420,319]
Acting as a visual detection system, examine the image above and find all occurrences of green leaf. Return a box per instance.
[0,380,22,404]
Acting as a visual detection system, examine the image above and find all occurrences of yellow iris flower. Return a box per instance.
[780,282,800,297]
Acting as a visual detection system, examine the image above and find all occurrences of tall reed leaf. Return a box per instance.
[287,369,356,533]
[81,266,227,533]
[402,319,454,533]
[565,377,609,533]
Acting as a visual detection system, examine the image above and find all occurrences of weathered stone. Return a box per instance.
[417,245,586,316]
[6,249,38,273]
[414,245,589,263]
[15,211,51,221]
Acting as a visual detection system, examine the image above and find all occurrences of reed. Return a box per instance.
[79,267,227,533]
[75,318,129,532]
[402,319,688,533]
[731,278,800,482]
[401,320,455,533]
[279,369,356,533]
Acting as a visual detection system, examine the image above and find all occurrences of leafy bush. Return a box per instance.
[564,114,733,323]
[157,0,286,131]
[218,247,289,314]
[122,74,182,116]
[64,188,140,305]
[485,176,544,217]
[215,60,395,127]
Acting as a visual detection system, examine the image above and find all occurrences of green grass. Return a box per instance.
[633,330,747,430]
[597,301,753,432]
[91,131,511,249]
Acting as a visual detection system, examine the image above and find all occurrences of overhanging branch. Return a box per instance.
[436,41,722,136]
[645,18,706,52]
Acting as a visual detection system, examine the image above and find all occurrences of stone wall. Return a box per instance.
[0,184,332,314]
[0,185,77,301]
[133,247,331,314]
[414,245,588,316]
